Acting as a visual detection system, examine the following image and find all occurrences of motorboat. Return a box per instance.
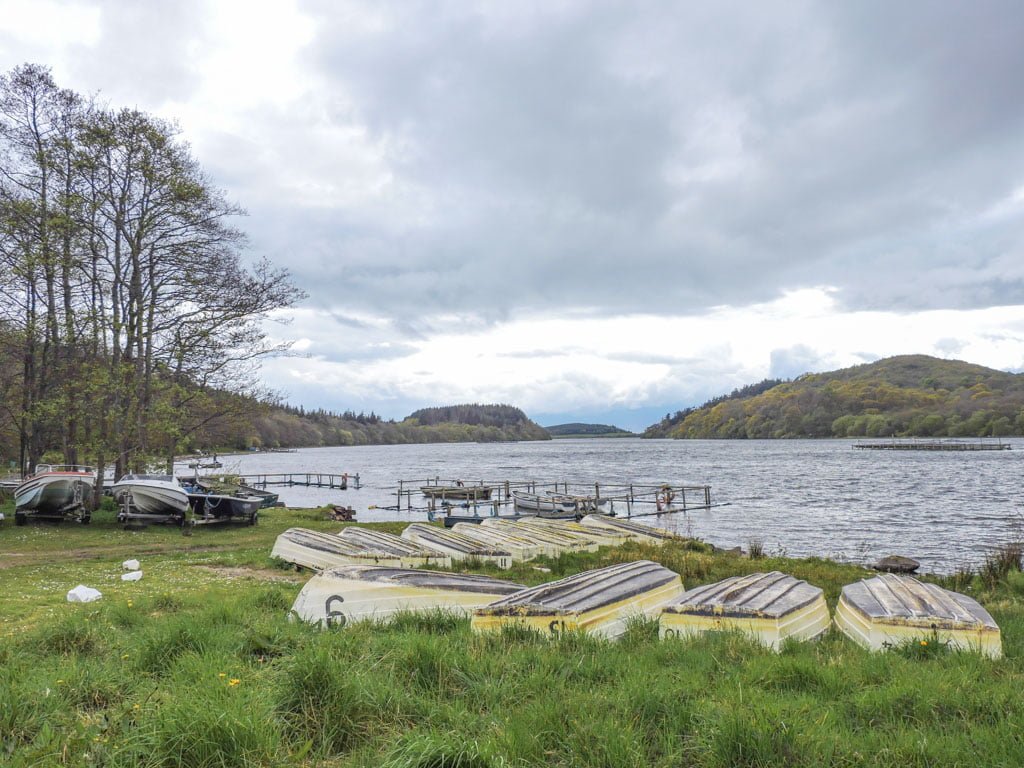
[660,571,830,650]
[180,481,261,525]
[835,574,1001,658]
[401,524,514,569]
[472,560,684,640]
[14,464,96,524]
[112,474,190,525]
[290,565,526,628]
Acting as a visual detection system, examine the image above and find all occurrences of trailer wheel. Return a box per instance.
[81,514,91,525]
[15,511,26,526]
[249,512,258,526]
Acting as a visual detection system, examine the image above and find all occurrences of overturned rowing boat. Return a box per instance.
[834,574,1001,658]
[451,523,544,562]
[338,527,451,568]
[516,517,634,546]
[580,514,679,544]
[402,524,513,569]
[480,518,599,555]
[292,565,527,627]
[659,571,829,650]
[271,528,407,570]
[471,560,684,640]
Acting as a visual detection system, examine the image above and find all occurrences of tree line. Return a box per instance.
[645,355,1024,439]
[0,64,302,496]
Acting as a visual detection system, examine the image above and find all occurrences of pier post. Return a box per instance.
[355,473,361,489]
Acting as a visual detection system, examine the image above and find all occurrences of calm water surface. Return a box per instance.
[189,438,1024,574]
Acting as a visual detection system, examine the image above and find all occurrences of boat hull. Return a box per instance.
[402,524,513,569]
[15,473,94,516]
[112,479,190,518]
[291,565,526,628]
[451,523,543,562]
[660,571,829,650]
[271,528,407,571]
[581,514,679,544]
[338,527,451,569]
[835,574,1001,658]
[472,561,684,640]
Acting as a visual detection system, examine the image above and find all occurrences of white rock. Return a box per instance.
[67,585,102,603]
[121,571,143,582]
[122,559,140,570]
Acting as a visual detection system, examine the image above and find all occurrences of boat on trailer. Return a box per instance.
[14,465,96,525]
[291,565,527,628]
[337,527,451,568]
[401,524,513,569]
[580,514,680,544]
[271,528,408,571]
[112,474,190,526]
[659,571,829,649]
[451,523,544,562]
[835,574,1001,658]
[472,560,684,640]
[180,481,261,526]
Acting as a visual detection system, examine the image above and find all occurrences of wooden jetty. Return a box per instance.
[202,472,360,489]
[854,439,1011,452]
[389,476,715,521]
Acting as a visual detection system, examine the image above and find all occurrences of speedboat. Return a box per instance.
[14,464,96,524]
[112,474,190,525]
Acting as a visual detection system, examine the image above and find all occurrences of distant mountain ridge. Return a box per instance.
[545,422,633,437]
[644,355,1024,439]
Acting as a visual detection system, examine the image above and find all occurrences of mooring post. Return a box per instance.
[704,486,710,507]
[355,473,361,489]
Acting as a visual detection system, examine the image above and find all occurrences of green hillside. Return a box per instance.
[644,355,1024,439]
[546,423,634,438]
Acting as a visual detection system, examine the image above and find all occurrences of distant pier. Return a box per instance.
[854,440,1011,452]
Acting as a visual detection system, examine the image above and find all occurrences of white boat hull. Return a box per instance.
[15,473,94,514]
[291,565,526,627]
[112,479,189,517]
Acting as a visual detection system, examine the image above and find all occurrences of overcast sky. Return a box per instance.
[3,0,1024,429]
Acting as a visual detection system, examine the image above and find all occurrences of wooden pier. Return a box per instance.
[386,476,715,520]
[200,472,360,489]
[854,440,1011,452]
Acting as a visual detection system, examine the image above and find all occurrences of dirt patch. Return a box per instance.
[192,565,304,583]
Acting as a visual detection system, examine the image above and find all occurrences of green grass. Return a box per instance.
[3,502,1024,766]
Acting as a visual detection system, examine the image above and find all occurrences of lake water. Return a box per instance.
[185,438,1024,574]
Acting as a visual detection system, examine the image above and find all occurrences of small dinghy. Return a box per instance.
[291,565,527,627]
[451,523,543,562]
[472,560,684,640]
[481,518,599,555]
[581,515,679,544]
[517,517,634,546]
[659,571,829,649]
[271,528,407,571]
[338,527,451,568]
[835,574,1001,658]
[402,524,513,569]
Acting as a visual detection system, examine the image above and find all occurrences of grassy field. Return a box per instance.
[2,502,1024,766]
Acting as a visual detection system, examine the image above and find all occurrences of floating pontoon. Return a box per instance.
[659,571,829,649]
[337,527,451,568]
[291,565,526,627]
[580,514,680,544]
[401,524,513,569]
[451,523,543,562]
[834,574,1001,658]
[271,528,407,571]
[471,560,684,640]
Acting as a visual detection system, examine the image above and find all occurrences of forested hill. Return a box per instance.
[248,403,551,448]
[545,423,634,437]
[643,355,1024,439]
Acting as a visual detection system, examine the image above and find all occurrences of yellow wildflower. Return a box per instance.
[228,678,241,687]
[920,640,928,646]
[218,672,226,678]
